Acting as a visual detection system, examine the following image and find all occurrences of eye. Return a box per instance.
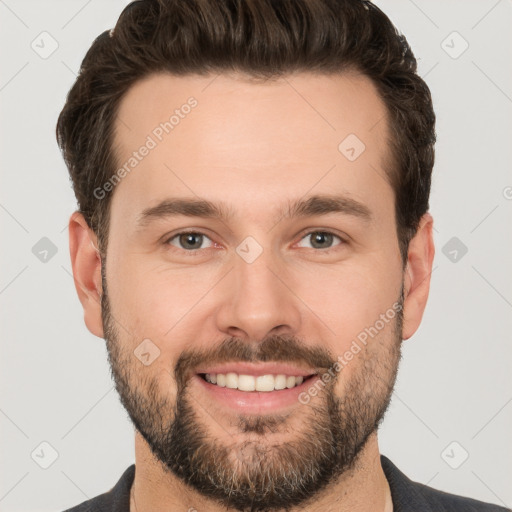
[163,229,346,254]
[165,231,213,251]
[296,231,345,251]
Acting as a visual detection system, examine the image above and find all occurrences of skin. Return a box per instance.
[69,71,434,511]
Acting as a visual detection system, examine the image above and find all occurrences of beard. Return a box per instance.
[101,264,403,512]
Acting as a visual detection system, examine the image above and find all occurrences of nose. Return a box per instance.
[214,244,303,342]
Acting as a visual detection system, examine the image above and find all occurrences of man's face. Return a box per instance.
[101,71,406,510]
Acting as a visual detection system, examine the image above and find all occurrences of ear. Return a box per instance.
[402,213,435,340]
[68,211,104,338]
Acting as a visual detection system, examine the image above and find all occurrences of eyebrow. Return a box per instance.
[136,193,373,228]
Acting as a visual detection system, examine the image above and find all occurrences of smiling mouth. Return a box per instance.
[198,372,317,392]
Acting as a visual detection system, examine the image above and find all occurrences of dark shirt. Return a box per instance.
[62,454,511,511]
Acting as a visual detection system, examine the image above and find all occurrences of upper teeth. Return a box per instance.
[204,373,305,392]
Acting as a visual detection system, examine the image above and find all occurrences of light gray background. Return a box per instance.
[1,1,511,511]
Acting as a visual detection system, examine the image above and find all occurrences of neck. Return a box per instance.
[129,431,393,512]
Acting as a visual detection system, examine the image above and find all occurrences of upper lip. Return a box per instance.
[194,362,318,378]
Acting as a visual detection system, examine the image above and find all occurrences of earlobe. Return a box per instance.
[68,211,105,339]
[402,213,435,340]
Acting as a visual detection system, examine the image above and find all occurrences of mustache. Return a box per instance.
[174,334,335,390]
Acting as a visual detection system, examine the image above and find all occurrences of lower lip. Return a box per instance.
[193,374,319,413]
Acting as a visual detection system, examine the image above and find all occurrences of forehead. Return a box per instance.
[110,71,393,228]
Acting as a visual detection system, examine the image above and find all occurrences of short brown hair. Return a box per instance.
[56,0,435,263]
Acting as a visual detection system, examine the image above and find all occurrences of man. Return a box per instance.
[56,0,510,511]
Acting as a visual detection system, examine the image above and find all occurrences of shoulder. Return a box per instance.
[61,464,135,512]
[380,455,510,512]
[63,494,112,512]
[413,478,510,512]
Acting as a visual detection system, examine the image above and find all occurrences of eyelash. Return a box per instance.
[163,229,347,255]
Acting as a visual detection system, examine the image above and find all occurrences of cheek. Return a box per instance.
[107,257,216,346]
[296,259,402,343]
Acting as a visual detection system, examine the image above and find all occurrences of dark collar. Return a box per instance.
[381,454,434,512]
[107,463,133,512]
